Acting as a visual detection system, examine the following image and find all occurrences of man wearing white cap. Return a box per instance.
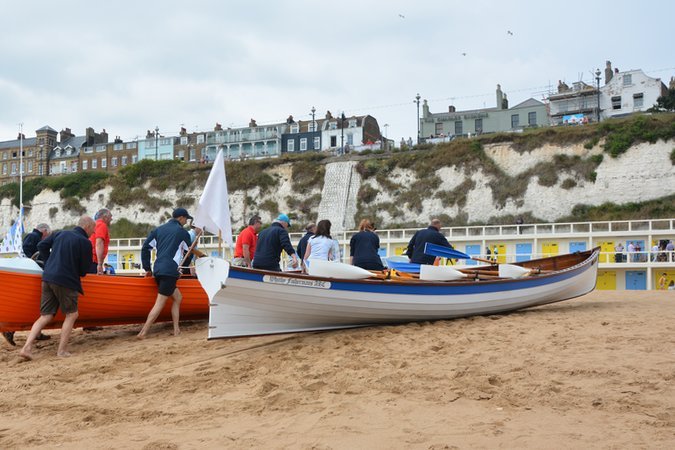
[252,214,298,271]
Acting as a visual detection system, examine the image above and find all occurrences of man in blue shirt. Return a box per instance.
[138,208,193,338]
[252,214,298,271]
[405,218,453,265]
[19,216,96,360]
[296,222,316,271]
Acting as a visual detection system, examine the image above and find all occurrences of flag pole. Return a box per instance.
[19,123,23,214]
[218,230,222,258]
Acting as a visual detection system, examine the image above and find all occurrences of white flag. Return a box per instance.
[193,150,233,247]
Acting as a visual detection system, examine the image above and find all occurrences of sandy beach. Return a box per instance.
[2,290,674,449]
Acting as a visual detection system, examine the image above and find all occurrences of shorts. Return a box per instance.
[40,282,79,315]
[155,275,178,297]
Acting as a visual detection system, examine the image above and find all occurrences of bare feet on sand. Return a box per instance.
[57,351,72,358]
[136,333,147,340]
[19,348,33,361]
[173,329,181,337]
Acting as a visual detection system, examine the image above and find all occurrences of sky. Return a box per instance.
[1,0,674,144]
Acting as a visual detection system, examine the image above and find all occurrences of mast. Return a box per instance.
[19,123,23,214]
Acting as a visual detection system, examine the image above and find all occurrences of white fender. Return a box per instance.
[307,259,374,279]
[419,265,467,281]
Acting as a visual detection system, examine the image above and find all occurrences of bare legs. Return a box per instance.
[57,312,79,357]
[19,311,78,360]
[137,288,182,338]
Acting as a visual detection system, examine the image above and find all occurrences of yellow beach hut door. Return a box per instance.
[596,271,616,290]
[542,242,559,258]
[598,241,615,263]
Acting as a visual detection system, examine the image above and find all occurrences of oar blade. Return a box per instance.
[424,243,471,260]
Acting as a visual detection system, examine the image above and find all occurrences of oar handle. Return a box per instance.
[472,257,495,264]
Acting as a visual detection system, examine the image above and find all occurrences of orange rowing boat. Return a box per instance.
[0,263,208,332]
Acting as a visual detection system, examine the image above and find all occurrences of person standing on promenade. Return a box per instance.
[19,216,96,359]
[88,209,113,274]
[232,215,262,268]
[138,208,193,338]
[252,214,298,271]
[405,218,453,265]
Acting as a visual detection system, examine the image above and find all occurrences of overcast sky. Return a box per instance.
[1,0,673,144]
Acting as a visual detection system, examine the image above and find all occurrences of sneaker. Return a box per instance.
[83,326,103,332]
[2,331,16,346]
[36,332,51,341]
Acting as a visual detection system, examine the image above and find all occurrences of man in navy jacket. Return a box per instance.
[19,216,96,360]
[252,214,298,271]
[138,208,193,338]
[405,218,454,265]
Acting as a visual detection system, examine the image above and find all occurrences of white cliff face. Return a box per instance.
[1,140,673,234]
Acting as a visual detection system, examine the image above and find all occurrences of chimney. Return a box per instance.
[448,105,456,113]
[422,99,429,118]
[496,84,504,109]
[60,128,74,142]
[325,110,333,120]
[605,60,613,84]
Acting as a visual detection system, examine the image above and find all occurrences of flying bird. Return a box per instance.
[507,30,514,36]
[461,52,467,56]
[398,14,405,19]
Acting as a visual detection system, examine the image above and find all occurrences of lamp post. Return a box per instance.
[595,69,601,123]
[415,93,421,145]
[154,126,159,160]
[310,106,316,132]
[340,112,346,155]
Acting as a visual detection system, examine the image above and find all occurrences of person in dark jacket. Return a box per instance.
[405,218,453,265]
[252,214,298,271]
[19,216,95,360]
[350,218,385,271]
[2,223,53,346]
[138,208,193,338]
[296,222,316,272]
[22,223,51,259]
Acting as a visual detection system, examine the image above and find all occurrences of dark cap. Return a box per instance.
[172,208,193,220]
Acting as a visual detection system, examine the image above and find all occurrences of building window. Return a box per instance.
[290,124,299,134]
[633,93,644,108]
[101,158,107,168]
[348,119,357,128]
[435,122,443,135]
[84,146,93,154]
[313,137,320,150]
[511,114,520,128]
[113,143,123,151]
[528,112,537,126]
[612,96,622,110]
[82,160,88,170]
[475,118,483,133]
[132,155,138,164]
[27,161,33,172]
[112,157,118,167]
[180,136,188,145]
[287,139,295,152]
[11,162,17,174]
[126,142,137,149]
[96,145,106,152]
[178,150,185,161]
[92,159,98,169]
[196,134,205,144]
[455,121,463,135]
[28,150,33,157]
[122,156,128,166]
[623,74,632,85]
[300,138,307,151]
[347,134,353,145]
[330,122,337,130]
[189,148,196,161]
[71,161,78,173]
[38,165,43,175]
[309,121,317,132]
[2,152,6,160]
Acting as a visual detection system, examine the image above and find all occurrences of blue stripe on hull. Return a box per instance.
[228,256,593,296]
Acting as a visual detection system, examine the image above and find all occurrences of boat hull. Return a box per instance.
[0,267,209,331]
[204,249,600,338]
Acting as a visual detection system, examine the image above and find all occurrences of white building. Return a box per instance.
[600,66,667,120]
